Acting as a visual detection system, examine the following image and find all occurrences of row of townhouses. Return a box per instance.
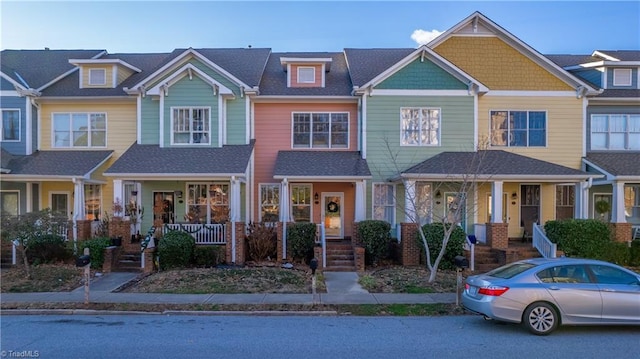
[2,12,639,265]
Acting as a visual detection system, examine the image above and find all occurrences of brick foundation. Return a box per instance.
[400,222,420,266]
[313,246,323,270]
[102,246,120,273]
[486,223,509,250]
[609,222,632,243]
[225,222,246,265]
[354,246,365,272]
[109,218,131,243]
[143,247,155,273]
[351,222,362,247]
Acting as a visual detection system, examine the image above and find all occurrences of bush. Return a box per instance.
[287,222,316,263]
[80,237,112,269]
[246,222,277,261]
[596,241,631,266]
[158,231,195,270]
[629,241,640,267]
[417,223,466,270]
[193,245,224,267]
[544,219,610,258]
[358,220,391,265]
[26,234,72,265]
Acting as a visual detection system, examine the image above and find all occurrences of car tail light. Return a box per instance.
[478,285,509,296]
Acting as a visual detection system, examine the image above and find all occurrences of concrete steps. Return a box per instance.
[324,241,356,272]
[117,252,142,272]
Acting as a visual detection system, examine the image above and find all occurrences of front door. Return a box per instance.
[153,191,175,224]
[521,185,540,237]
[322,192,343,239]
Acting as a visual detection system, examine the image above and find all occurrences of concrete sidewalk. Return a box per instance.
[1,271,457,306]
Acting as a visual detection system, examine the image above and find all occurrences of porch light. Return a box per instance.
[511,192,518,200]
[435,190,441,198]
[314,192,319,204]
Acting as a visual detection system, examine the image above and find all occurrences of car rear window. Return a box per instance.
[486,262,537,279]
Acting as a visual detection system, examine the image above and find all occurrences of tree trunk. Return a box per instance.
[20,245,32,280]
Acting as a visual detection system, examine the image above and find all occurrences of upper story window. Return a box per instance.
[612,68,632,87]
[591,114,640,150]
[53,113,106,148]
[297,67,315,83]
[400,108,440,146]
[292,112,348,149]
[1,109,20,141]
[490,110,546,147]
[88,69,106,86]
[172,107,210,145]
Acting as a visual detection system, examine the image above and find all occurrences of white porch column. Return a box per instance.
[354,180,366,221]
[280,178,289,259]
[230,176,241,263]
[25,182,33,212]
[404,180,416,223]
[491,181,504,223]
[612,181,626,223]
[72,178,85,252]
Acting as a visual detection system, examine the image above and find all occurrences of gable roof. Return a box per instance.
[398,150,594,182]
[258,52,353,97]
[0,49,105,91]
[0,150,113,179]
[104,142,255,179]
[428,11,599,96]
[274,151,371,180]
[584,152,640,180]
[592,50,640,62]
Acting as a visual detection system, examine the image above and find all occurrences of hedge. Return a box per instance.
[416,223,466,270]
[80,237,112,269]
[287,222,316,263]
[158,231,195,270]
[357,220,391,265]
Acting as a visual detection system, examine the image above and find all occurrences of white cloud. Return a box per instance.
[410,29,444,46]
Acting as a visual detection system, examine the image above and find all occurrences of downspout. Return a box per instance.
[30,98,41,152]
[72,177,79,254]
[231,176,236,264]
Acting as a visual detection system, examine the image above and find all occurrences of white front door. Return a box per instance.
[322,192,344,238]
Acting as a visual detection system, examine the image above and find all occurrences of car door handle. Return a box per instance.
[602,288,615,292]
[549,286,560,290]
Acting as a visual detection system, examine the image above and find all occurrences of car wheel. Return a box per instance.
[523,302,559,336]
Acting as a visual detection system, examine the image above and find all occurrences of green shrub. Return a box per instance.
[80,237,112,269]
[193,245,224,267]
[158,231,195,270]
[287,222,316,263]
[26,234,72,265]
[544,219,610,258]
[629,241,640,267]
[596,241,630,266]
[358,220,391,265]
[416,223,466,270]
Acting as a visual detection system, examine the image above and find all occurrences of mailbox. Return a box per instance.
[309,257,318,275]
[454,255,469,269]
[76,255,91,267]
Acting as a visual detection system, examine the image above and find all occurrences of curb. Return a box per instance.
[1,309,338,316]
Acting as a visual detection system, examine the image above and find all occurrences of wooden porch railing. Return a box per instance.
[532,223,557,258]
[163,223,227,245]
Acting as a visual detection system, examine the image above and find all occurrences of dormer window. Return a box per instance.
[297,67,315,84]
[89,69,106,86]
[613,68,632,86]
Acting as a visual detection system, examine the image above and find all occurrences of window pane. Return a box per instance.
[84,184,101,221]
[610,133,625,149]
[293,113,311,147]
[2,110,20,140]
[490,111,508,146]
[0,192,19,216]
[330,113,348,148]
[401,108,420,145]
[312,113,329,147]
[260,184,279,222]
[591,133,607,149]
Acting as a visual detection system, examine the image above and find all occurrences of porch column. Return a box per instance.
[72,178,85,251]
[491,181,504,223]
[279,178,289,260]
[612,181,626,223]
[113,179,123,215]
[26,182,33,212]
[354,180,366,221]
[230,176,241,264]
[575,182,588,219]
[404,180,417,223]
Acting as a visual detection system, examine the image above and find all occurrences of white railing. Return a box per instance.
[315,223,326,268]
[51,222,69,241]
[473,223,487,244]
[464,236,475,271]
[163,223,227,244]
[532,223,556,258]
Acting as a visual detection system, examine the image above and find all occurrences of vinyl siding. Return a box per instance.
[572,68,602,88]
[81,64,113,88]
[433,37,572,91]
[116,66,135,86]
[140,96,160,144]
[607,68,638,89]
[290,64,323,88]
[376,58,468,90]
[225,99,247,145]
[479,95,583,169]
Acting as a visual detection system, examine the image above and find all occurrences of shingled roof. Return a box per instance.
[1,150,113,178]
[104,142,255,178]
[399,150,592,181]
[0,49,104,90]
[274,151,371,179]
[584,152,640,178]
[343,48,415,87]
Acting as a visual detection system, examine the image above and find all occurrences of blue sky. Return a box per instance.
[1,1,638,55]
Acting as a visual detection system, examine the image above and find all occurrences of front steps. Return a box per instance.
[470,240,543,273]
[116,251,142,272]
[324,241,356,272]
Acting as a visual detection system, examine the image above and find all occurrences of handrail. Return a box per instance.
[464,236,475,271]
[532,223,557,258]
[315,223,327,268]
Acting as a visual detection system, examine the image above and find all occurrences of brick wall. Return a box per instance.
[102,246,120,273]
[609,222,632,243]
[351,222,362,247]
[109,218,130,243]
[74,220,92,240]
[276,222,284,263]
[400,222,420,266]
[354,246,365,272]
[225,222,246,265]
[143,247,155,274]
[487,223,509,250]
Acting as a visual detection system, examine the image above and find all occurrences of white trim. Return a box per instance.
[488,109,548,148]
[78,67,83,89]
[612,68,633,86]
[582,97,588,157]
[245,97,250,144]
[372,182,396,226]
[112,64,118,88]
[362,95,367,159]
[321,191,345,239]
[219,96,224,146]
[25,98,32,154]
[38,51,106,92]
[286,64,292,87]
[25,183,32,212]
[50,112,108,148]
[169,106,212,146]
[258,182,280,223]
[370,89,472,96]
[49,191,72,218]
[0,72,28,91]
[136,95,142,144]
[483,91,577,97]
[280,57,333,64]
[69,58,142,73]
[251,96,357,103]
[0,90,20,96]
[0,190,21,216]
[291,111,350,149]
[473,92,478,150]
[146,63,234,96]
[399,107,441,147]
[297,66,316,84]
[289,183,313,222]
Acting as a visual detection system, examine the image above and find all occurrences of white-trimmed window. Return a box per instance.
[84,184,101,221]
[1,109,20,141]
[186,183,229,224]
[490,110,546,147]
[53,113,106,148]
[625,185,640,222]
[292,112,348,148]
[415,182,432,224]
[172,107,210,145]
[613,68,632,87]
[373,183,395,225]
[0,190,19,216]
[297,67,315,83]
[260,184,280,223]
[88,68,106,86]
[290,184,311,222]
[591,114,640,150]
[555,185,575,220]
[400,108,440,146]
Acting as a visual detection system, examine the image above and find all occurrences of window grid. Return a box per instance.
[590,114,640,150]
[84,184,101,221]
[292,112,348,149]
[1,109,20,141]
[400,107,440,146]
[490,110,546,147]
[260,184,280,223]
[290,184,311,222]
[52,112,106,148]
[172,107,210,145]
[373,183,395,225]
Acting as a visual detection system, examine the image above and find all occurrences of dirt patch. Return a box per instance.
[359,266,464,293]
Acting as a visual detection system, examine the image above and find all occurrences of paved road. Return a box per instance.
[2,314,639,359]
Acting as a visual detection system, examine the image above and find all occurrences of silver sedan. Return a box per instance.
[462,257,640,335]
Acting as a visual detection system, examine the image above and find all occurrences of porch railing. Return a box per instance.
[163,223,227,245]
[532,223,556,258]
[315,224,326,268]
[464,236,475,271]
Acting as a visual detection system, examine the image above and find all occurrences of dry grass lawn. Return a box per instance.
[1,264,92,293]
[359,266,462,293]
